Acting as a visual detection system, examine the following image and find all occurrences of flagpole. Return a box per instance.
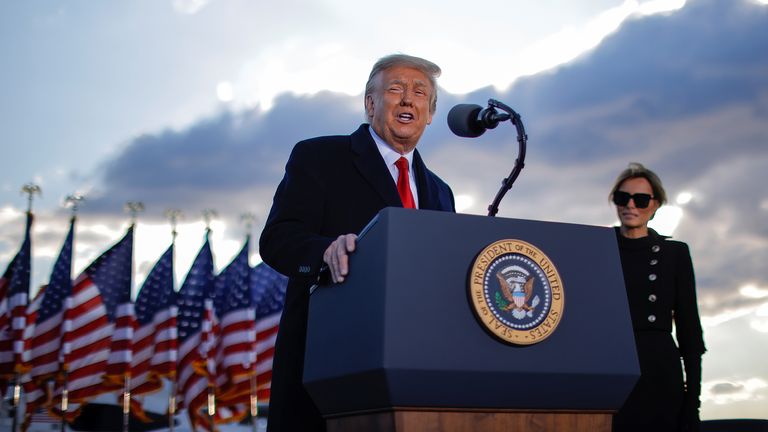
[240,212,261,432]
[122,377,131,432]
[249,373,258,432]
[168,381,177,432]
[164,209,181,432]
[122,202,144,432]
[60,369,68,432]
[60,195,82,432]
[11,184,40,432]
[203,210,217,432]
[11,373,22,432]
[207,383,216,432]
[205,212,214,432]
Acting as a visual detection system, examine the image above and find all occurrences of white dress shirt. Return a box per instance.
[368,127,419,209]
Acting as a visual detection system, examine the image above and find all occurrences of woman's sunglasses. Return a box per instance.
[612,191,654,208]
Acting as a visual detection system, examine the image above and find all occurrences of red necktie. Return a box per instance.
[395,157,416,209]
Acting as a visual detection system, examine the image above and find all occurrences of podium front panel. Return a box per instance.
[305,208,639,416]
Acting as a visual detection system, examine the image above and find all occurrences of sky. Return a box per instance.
[1,0,767,421]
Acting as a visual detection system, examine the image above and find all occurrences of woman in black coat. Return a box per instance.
[609,163,706,432]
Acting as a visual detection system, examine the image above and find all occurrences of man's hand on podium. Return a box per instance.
[323,234,358,283]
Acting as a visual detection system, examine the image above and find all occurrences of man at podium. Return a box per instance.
[259,53,456,432]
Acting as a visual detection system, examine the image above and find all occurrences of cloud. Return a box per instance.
[85,91,361,219]
[0,206,26,262]
[171,0,211,15]
[703,378,768,404]
[700,299,768,329]
[59,0,767,309]
[700,309,768,419]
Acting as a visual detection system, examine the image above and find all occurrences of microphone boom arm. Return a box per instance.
[486,98,527,217]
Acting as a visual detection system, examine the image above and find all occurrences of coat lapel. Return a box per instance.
[413,149,441,210]
[351,125,403,207]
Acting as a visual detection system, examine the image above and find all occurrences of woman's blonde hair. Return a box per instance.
[609,162,668,205]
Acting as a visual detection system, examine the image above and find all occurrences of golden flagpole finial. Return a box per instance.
[202,209,218,232]
[240,212,258,238]
[20,183,42,213]
[124,201,145,225]
[164,208,182,240]
[64,194,85,216]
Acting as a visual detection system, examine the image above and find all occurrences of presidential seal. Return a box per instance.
[468,239,564,345]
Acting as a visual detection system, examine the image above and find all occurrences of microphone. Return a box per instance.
[445,98,528,217]
[447,103,510,138]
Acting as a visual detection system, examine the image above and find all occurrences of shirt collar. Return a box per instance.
[369,126,414,168]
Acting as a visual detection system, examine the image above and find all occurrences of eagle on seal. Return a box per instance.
[496,272,534,311]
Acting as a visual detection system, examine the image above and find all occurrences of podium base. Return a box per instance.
[326,409,612,432]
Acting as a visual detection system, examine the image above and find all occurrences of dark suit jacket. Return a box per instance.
[259,124,455,432]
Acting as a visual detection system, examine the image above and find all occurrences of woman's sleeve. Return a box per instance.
[674,242,706,430]
[674,242,706,358]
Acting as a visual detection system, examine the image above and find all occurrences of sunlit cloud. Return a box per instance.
[511,2,638,85]
[648,205,683,236]
[171,0,210,15]
[752,302,768,332]
[221,0,695,110]
[497,0,686,91]
[79,223,123,239]
[740,284,768,299]
[702,378,768,405]
[454,194,476,213]
[0,205,24,224]
[234,44,368,111]
[216,81,234,103]
[700,307,753,328]
[700,284,768,329]
[0,206,28,262]
[676,191,693,205]
[133,219,244,295]
[71,223,128,275]
[637,0,687,16]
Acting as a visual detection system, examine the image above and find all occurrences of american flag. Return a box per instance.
[24,218,76,420]
[56,225,133,412]
[176,233,215,430]
[94,225,136,391]
[212,239,255,422]
[0,212,32,392]
[251,262,287,403]
[129,244,176,419]
[21,285,48,432]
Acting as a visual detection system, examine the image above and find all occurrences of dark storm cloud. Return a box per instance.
[470,0,768,166]
[86,91,362,216]
[709,382,744,396]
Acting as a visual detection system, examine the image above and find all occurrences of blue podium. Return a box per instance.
[304,208,639,431]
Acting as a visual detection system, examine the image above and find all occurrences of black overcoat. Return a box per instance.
[259,124,455,432]
[612,228,706,432]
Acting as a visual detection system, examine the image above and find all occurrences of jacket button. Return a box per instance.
[648,273,657,281]
[650,259,658,266]
[648,315,657,323]
[648,294,657,302]
[652,245,661,253]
